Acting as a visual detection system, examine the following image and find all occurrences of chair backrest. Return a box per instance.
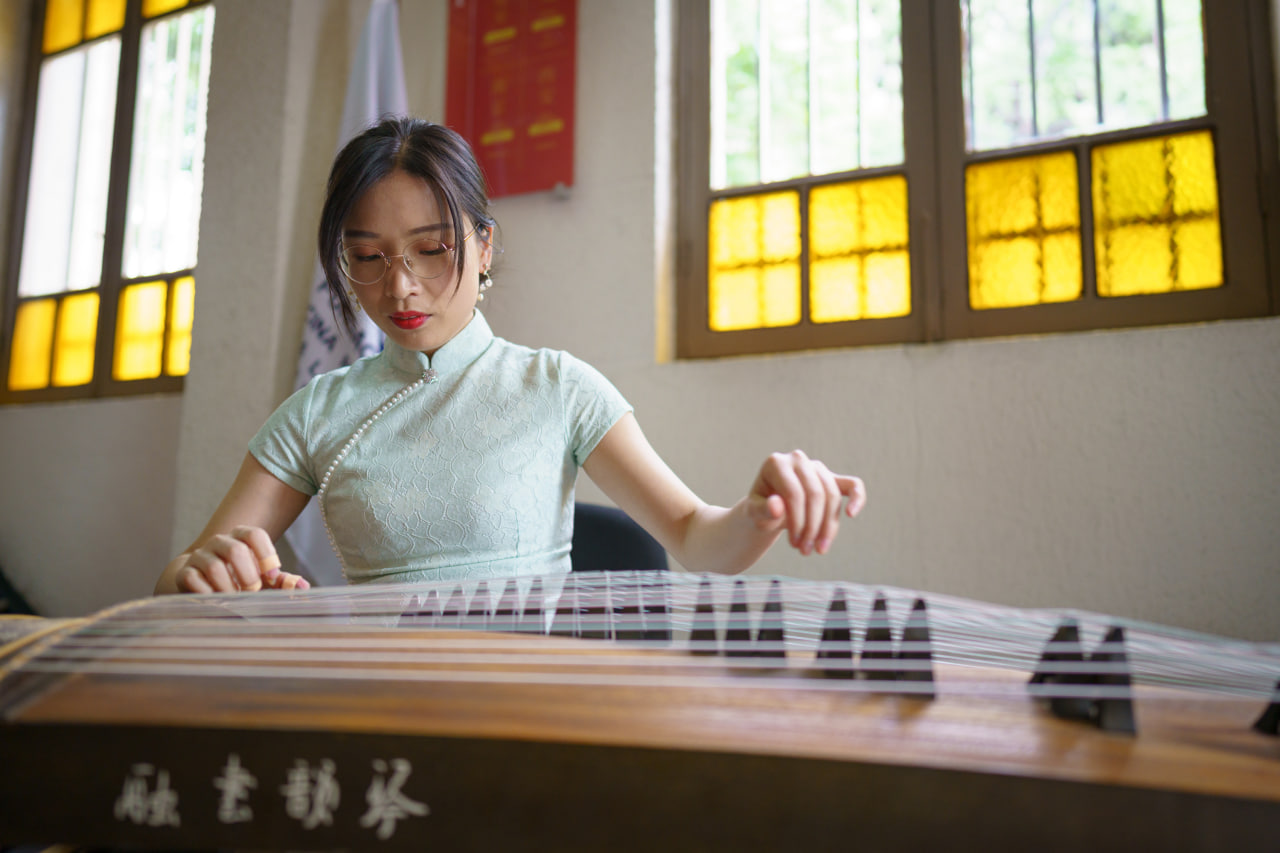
[0,563,35,615]
[571,503,668,573]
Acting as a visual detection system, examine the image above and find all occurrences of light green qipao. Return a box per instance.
[249,311,632,584]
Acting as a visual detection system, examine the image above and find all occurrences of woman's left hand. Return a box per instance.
[746,450,866,555]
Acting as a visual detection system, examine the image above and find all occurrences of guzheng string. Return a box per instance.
[8,572,1280,705]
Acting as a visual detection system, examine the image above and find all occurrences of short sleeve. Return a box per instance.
[558,353,633,467]
[248,380,321,496]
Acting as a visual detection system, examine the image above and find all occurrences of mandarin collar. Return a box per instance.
[384,310,494,378]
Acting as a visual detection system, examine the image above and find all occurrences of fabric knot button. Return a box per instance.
[424,368,439,384]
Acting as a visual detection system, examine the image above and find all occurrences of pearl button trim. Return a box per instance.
[317,369,434,581]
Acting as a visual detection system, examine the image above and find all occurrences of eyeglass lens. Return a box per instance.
[341,238,453,284]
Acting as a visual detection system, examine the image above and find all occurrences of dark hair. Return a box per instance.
[317,117,495,337]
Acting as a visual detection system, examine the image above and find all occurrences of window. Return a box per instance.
[676,1,1277,358]
[1,0,215,401]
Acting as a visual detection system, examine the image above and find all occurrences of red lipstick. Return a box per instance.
[390,312,428,330]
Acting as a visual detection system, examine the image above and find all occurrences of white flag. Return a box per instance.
[286,0,408,585]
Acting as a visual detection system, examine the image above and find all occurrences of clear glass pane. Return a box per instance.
[711,0,761,188]
[760,0,809,183]
[114,280,167,380]
[708,191,801,329]
[1163,0,1205,119]
[166,275,195,376]
[43,0,84,54]
[122,5,216,278]
[1092,130,1221,296]
[18,40,120,298]
[810,175,911,322]
[967,150,1082,308]
[810,0,904,174]
[1033,0,1098,140]
[1098,0,1161,129]
[964,0,1206,151]
[857,0,904,168]
[52,292,99,387]
[963,0,1032,150]
[810,1,858,176]
[712,0,903,189]
[8,300,57,391]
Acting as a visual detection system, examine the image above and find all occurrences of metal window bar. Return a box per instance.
[1094,0,1104,126]
[1028,0,1039,139]
[965,0,975,150]
[1156,0,1170,121]
[855,0,863,168]
[756,1,766,184]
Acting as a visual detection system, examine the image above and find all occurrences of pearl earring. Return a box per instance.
[477,269,494,301]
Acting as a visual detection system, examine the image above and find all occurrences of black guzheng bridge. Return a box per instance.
[1,570,1277,851]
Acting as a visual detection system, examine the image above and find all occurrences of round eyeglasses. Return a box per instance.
[339,227,479,286]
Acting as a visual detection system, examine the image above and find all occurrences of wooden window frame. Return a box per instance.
[675,0,1280,359]
[0,0,212,403]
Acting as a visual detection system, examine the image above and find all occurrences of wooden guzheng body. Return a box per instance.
[1,571,1277,851]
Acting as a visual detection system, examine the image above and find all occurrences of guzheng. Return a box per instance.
[1,571,1277,851]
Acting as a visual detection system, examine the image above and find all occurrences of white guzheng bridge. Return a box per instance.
[1,570,1278,851]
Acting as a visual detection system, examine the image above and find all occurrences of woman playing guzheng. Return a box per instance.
[155,118,866,596]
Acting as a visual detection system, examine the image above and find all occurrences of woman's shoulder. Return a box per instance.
[487,335,599,380]
[284,350,392,412]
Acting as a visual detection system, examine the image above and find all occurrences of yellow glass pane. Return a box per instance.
[710,192,800,266]
[810,253,912,323]
[709,269,763,330]
[1176,219,1223,291]
[114,281,167,380]
[8,300,57,391]
[1093,130,1222,296]
[810,175,910,322]
[1094,138,1168,222]
[710,200,761,268]
[970,238,1042,309]
[967,153,1077,238]
[811,259,864,323]
[1101,225,1172,297]
[85,0,126,38]
[1170,132,1218,215]
[864,252,911,318]
[43,0,85,54]
[761,264,801,326]
[52,292,99,386]
[708,266,801,331]
[967,151,1081,309]
[1041,233,1083,303]
[165,276,195,376]
[708,192,801,330]
[142,0,189,18]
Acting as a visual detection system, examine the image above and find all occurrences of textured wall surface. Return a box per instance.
[0,395,182,611]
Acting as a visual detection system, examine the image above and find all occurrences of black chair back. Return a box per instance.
[571,503,668,573]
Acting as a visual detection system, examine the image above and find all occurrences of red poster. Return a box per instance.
[446,0,576,198]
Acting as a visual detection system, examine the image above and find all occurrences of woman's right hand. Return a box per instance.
[169,525,310,594]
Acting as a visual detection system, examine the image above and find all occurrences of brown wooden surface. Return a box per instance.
[9,627,1278,806]
[3,599,1279,852]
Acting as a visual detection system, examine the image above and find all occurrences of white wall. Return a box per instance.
[1,0,1277,641]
